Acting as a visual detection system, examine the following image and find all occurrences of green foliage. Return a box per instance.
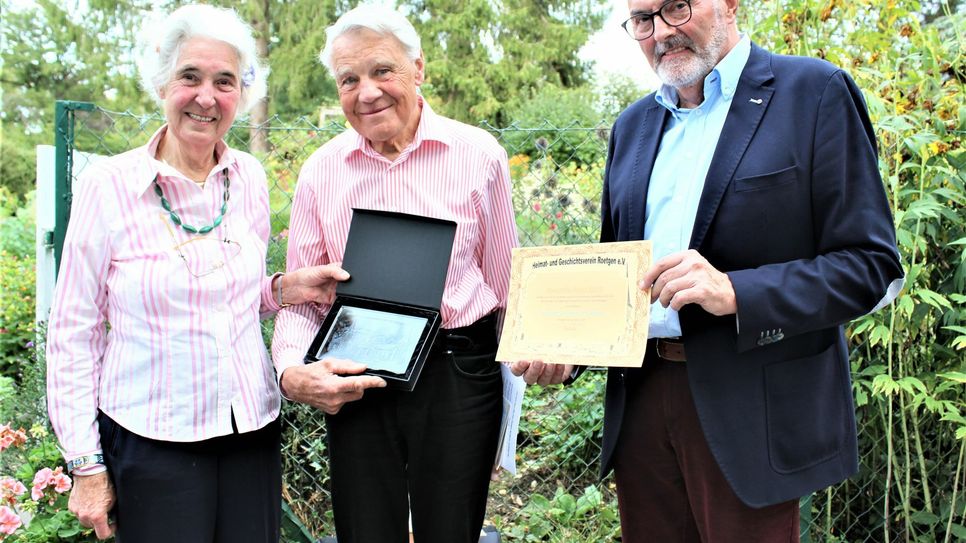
[495,485,620,542]
[0,189,35,258]
[0,190,37,379]
[516,373,605,474]
[502,85,609,166]
[413,0,610,124]
[0,339,94,542]
[0,0,155,199]
[595,73,649,123]
[0,254,35,380]
[0,425,94,542]
[511,155,603,247]
[279,403,333,538]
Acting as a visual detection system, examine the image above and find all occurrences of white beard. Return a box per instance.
[654,5,729,90]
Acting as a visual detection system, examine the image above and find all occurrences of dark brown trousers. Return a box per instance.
[612,358,800,543]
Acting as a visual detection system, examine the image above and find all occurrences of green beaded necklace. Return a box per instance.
[153,168,230,234]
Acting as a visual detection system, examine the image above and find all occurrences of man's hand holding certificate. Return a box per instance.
[497,241,652,374]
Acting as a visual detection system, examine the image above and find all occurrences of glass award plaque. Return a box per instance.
[305,298,441,390]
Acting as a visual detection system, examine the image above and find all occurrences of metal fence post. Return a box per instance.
[800,494,812,543]
[53,100,95,277]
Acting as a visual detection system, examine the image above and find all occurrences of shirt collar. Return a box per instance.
[134,125,236,196]
[655,34,752,116]
[343,96,452,161]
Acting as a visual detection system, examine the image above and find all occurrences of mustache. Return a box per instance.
[654,35,696,59]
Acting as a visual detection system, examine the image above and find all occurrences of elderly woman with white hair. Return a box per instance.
[271,5,518,543]
[45,4,347,541]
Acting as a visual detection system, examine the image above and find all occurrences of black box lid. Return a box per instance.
[338,209,457,310]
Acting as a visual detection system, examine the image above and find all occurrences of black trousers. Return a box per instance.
[325,314,504,543]
[98,412,282,543]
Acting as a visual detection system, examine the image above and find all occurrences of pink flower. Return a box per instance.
[29,467,71,502]
[0,425,27,452]
[0,505,21,535]
[51,471,72,494]
[533,202,542,212]
[555,211,563,219]
[0,478,26,507]
[31,468,54,501]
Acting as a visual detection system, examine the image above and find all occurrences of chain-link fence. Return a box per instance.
[51,101,963,542]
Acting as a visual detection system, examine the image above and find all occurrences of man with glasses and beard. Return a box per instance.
[511,0,903,541]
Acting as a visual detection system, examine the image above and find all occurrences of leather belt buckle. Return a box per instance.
[655,338,687,362]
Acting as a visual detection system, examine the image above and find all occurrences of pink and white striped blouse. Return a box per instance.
[47,126,283,463]
[272,100,518,376]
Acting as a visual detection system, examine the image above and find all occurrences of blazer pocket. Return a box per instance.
[764,343,848,474]
[734,165,798,192]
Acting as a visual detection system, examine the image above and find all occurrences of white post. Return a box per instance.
[35,147,106,325]
[35,145,56,324]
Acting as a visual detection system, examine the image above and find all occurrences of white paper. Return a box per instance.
[495,363,526,474]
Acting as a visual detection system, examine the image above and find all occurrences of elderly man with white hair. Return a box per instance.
[272,5,518,543]
[46,4,349,541]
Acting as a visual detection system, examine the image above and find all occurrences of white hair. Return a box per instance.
[319,5,422,76]
[137,4,268,113]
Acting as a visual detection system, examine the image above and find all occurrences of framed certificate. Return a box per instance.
[496,240,653,367]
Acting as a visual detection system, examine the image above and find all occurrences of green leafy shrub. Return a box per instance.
[0,251,35,380]
[501,85,609,168]
[0,340,95,542]
[494,485,620,542]
[0,189,35,258]
[0,189,37,380]
[512,155,603,247]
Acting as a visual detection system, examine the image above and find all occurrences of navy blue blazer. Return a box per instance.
[598,44,903,507]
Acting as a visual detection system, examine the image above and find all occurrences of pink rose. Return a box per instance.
[0,505,22,535]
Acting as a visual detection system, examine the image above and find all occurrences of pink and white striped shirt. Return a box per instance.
[47,126,283,462]
[272,100,518,376]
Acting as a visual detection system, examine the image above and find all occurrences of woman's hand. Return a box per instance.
[278,264,350,306]
[69,471,116,540]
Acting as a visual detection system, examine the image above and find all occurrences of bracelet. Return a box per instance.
[275,272,291,308]
[66,454,105,475]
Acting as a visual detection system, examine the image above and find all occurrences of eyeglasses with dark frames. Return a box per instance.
[621,0,693,41]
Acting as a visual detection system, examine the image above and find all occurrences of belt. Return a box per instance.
[654,338,686,362]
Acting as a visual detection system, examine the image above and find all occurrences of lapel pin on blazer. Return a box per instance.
[749,98,764,104]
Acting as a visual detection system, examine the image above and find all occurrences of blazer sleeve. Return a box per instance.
[599,123,619,244]
[727,70,903,352]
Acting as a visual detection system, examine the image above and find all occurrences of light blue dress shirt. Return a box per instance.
[645,36,751,339]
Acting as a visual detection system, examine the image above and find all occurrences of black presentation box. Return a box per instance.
[303,209,457,391]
